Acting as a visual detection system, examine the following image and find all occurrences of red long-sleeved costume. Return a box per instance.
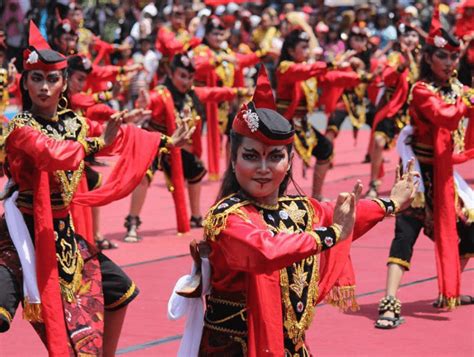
[192,44,261,178]
[147,85,237,157]
[371,52,413,132]
[203,193,389,355]
[409,80,470,306]
[70,92,116,124]
[155,26,200,61]
[276,60,361,119]
[5,110,162,355]
[84,64,121,94]
[7,117,106,202]
[144,85,238,232]
[210,199,386,291]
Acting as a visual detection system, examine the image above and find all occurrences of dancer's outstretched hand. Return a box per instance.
[103,110,126,146]
[389,158,420,212]
[122,108,152,124]
[332,180,362,241]
[169,108,196,147]
[136,89,150,109]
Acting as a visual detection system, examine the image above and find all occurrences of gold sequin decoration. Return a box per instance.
[276,198,320,344]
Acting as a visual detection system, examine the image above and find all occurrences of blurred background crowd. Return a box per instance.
[1,0,473,111]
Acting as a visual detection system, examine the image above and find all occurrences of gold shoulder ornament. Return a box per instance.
[203,193,251,241]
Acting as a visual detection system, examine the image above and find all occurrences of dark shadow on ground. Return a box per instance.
[105,227,182,241]
[341,299,452,323]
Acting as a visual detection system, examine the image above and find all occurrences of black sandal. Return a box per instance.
[95,238,118,250]
[374,296,405,329]
[460,295,474,305]
[124,215,143,243]
[190,216,203,228]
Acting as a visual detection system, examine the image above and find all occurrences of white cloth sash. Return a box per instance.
[168,258,211,357]
[3,190,40,304]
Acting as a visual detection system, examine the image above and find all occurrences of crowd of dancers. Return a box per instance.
[0,0,473,355]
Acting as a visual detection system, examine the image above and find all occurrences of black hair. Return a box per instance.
[278,29,309,64]
[419,45,440,81]
[346,32,372,69]
[67,55,92,76]
[215,130,296,203]
[21,69,68,111]
[202,18,225,47]
[170,53,196,73]
[392,28,419,54]
[397,22,418,37]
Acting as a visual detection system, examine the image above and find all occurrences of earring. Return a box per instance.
[58,95,69,112]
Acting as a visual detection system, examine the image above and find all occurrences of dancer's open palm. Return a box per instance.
[332,181,363,241]
[390,159,420,212]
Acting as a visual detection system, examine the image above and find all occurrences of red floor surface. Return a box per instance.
[0,130,473,356]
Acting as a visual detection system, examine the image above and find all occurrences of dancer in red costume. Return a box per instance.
[0,22,193,356]
[375,7,474,329]
[192,16,266,179]
[124,53,250,239]
[365,22,421,198]
[66,54,151,250]
[325,22,380,162]
[276,29,365,200]
[155,3,201,78]
[177,68,418,356]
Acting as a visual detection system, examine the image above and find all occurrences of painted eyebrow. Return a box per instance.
[242,147,259,153]
[269,147,285,154]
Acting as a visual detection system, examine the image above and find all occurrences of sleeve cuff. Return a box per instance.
[255,49,267,58]
[358,72,373,83]
[0,307,13,332]
[372,198,398,216]
[80,136,105,155]
[93,91,113,103]
[311,224,342,252]
[158,134,172,154]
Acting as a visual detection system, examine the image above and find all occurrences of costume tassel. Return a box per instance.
[23,299,43,322]
[324,285,359,312]
[435,294,460,310]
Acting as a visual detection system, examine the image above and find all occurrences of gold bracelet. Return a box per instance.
[165,135,174,149]
[392,199,400,214]
[308,231,322,250]
[255,49,267,58]
[331,223,342,243]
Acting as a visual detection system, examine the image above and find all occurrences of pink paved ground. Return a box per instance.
[0,130,473,356]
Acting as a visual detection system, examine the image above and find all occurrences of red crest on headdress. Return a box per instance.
[23,21,67,71]
[29,21,50,50]
[252,66,276,111]
[232,66,293,145]
[426,0,460,52]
